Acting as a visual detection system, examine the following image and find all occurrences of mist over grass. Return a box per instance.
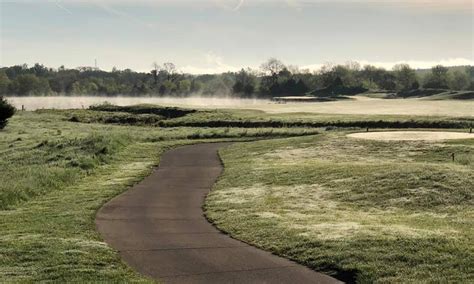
[6,95,271,111]
[6,95,474,118]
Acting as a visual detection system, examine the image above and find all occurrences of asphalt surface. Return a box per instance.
[96,143,341,284]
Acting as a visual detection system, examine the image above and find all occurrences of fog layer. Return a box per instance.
[6,96,474,117]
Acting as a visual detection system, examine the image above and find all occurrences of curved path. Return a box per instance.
[96,143,341,284]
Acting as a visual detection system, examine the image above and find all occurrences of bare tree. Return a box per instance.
[162,62,178,82]
[151,62,160,84]
[260,58,285,77]
[260,58,285,84]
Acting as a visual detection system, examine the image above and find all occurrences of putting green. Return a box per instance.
[347,131,474,141]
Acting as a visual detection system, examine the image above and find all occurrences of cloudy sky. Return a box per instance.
[1,0,472,73]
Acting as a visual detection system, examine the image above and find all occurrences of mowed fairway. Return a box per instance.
[206,132,474,282]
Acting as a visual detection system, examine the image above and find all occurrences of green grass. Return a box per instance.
[46,104,474,129]
[0,111,317,282]
[2,106,473,282]
[205,132,474,283]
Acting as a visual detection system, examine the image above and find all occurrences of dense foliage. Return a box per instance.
[1,60,473,98]
[0,96,15,129]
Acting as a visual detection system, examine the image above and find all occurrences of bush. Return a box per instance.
[0,96,15,129]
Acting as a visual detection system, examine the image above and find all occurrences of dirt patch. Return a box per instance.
[347,131,474,141]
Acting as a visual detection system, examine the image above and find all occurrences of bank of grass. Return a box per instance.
[206,132,474,283]
[51,104,473,129]
[0,111,317,282]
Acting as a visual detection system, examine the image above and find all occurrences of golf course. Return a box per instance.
[2,0,473,282]
[0,100,472,283]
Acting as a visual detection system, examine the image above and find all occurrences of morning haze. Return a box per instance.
[0,1,473,283]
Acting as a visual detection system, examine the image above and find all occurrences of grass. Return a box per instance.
[0,110,317,282]
[2,105,473,282]
[47,104,474,129]
[205,132,474,283]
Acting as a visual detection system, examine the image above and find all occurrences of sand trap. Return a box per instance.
[347,131,474,141]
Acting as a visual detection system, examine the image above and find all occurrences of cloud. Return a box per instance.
[302,58,474,71]
[182,57,474,74]
[181,52,239,74]
[93,2,156,28]
[53,0,73,14]
[7,0,471,12]
[213,0,245,11]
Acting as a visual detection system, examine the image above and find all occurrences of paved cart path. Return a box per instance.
[96,143,341,284]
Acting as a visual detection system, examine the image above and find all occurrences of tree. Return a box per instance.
[162,63,179,82]
[0,72,11,95]
[49,71,78,94]
[190,80,203,93]
[151,62,160,84]
[9,74,51,96]
[203,76,232,96]
[161,80,177,95]
[31,63,49,77]
[449,70,469,90]
[318,63,337,87]
[232,69,256,96]
[71,80,99,94]
[177,79,191,95]
[295,79,309,94]
[393,64,418,91]
[259,58,286,96]
[260,58,285,84]
[5,64,29,79]
[466,66,474,90]
[260,58,285,76]
[423,65,450,89]
[0,96,15,129]
[360,65,390,90]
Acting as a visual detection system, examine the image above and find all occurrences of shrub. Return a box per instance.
[0,96,15,129]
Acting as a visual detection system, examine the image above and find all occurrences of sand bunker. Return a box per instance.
[347,131,474,141]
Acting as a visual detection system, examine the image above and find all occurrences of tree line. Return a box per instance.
[0,59,472,98]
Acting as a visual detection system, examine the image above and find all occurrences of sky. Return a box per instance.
[0,0,473,74]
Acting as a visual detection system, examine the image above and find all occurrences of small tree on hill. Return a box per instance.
[0,96,15,130]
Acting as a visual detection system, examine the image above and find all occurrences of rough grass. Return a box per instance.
[0,111,317,282]
[205,133,474,283]
[50,105,473,129]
